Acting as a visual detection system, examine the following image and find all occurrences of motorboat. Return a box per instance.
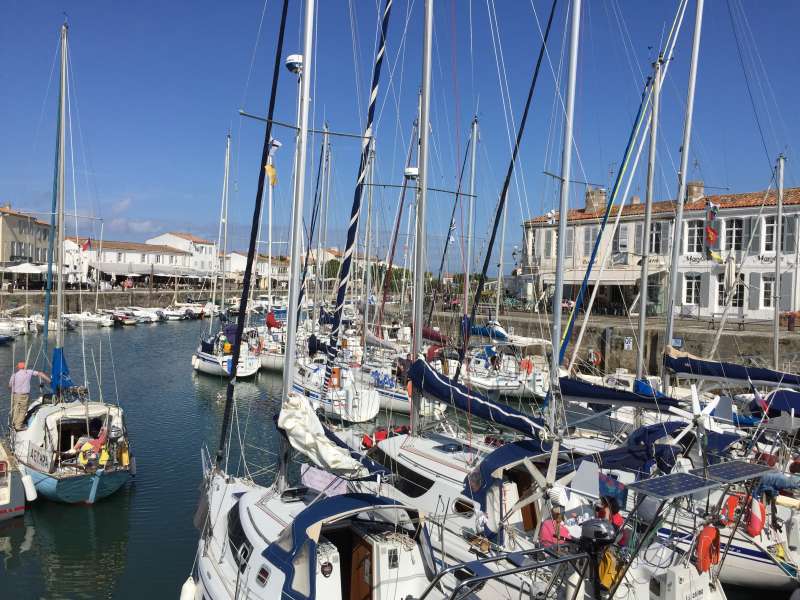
[0,440,25,521]
[63,312,114,327]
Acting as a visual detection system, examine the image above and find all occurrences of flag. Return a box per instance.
[81,238,91,251]
[264,163,277,186]
[750,379,769,413]
[705,225,718,247]
[709,251,723,264]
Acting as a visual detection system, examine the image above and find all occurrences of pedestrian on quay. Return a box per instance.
[8,362,50,431]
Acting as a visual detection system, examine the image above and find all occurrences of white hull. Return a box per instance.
[259,351,284,371]
[192,350,260,378]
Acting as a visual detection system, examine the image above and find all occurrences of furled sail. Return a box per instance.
[664,346,800,388]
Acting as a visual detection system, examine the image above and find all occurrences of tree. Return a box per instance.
[324,259,341,280]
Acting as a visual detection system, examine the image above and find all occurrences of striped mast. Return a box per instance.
[323,0,393,391]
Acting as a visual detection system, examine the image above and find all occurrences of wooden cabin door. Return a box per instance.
[349,537,372,600]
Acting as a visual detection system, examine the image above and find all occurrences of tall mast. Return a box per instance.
[636,58,662,380]
[410,0,434,432]
[55,22,68,349]
[496,201,507,317]
[363,143,375,355]
[549,0,581,431]
[95,221,104,313]
[220,134,231,319]
[267,142,278,305]
[774,153,785,370]
[465,116,478,308]
[281,2,314,395]
[315,127,329,317]
[663,0,705,382]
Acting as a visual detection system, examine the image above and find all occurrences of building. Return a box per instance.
[145,232,217,274]
[65,238,191,282]
[221,251,290,290]
[0,204,51,266]
[519,182,800,321]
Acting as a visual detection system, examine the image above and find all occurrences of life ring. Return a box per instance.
[520,358,533,374]
[589,350,602,367]
[721,493,743,525]
[695,525,721,573]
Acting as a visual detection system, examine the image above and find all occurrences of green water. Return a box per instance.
[0,319,785,598]
[0,319,283,599]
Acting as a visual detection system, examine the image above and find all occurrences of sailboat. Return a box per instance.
[11,23,134,504]
[192,134,261,378]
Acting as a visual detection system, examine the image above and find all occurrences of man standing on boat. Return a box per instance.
[9,362,50,431]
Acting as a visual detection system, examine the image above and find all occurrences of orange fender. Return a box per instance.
[695,525,721,573]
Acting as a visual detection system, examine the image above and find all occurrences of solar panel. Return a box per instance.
[626,472,719,501]
[689,460,773,484]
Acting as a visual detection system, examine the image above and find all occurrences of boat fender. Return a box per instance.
[721,493,743,525]
[21,474,37,502]
[519,358,533,374]
[180,576,197,600]
[191,354,198,369]
[130,455,137,476]
[747,498,766,537]
[589,350,602,367]
[694,525,721,573]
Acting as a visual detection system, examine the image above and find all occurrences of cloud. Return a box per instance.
[108,218,161,236]
[109,196,133,215]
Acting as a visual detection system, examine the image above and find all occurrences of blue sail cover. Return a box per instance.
[664,352,800,388]
[559,377,681,410]
[51,347,73,393]
[409,359,544,437]
[554,444,682,480]
[763,389,800,413]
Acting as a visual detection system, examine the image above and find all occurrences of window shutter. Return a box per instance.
[783,215,797,254]
[536,230,543,257]
[545,230,553,257]
[634,223,643,254]
[748,216,760,255]
[675,273,684,306]
[748,272,760,310]
[780,272,793,311]
[699,273,709,308]
[620,224,629,251]
[565,227,574,258]
[583,227,591,256]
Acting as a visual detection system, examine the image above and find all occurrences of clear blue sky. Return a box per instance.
[1,0,798,275]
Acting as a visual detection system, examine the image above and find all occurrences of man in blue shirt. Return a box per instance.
[8,361,50,431]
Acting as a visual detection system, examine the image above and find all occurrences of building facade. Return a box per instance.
[0,205,51,266]
[65,238,191,282]
[519,182,800,321]
[145,232,217,274]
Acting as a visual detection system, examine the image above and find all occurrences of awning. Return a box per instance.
[541,266,665,286]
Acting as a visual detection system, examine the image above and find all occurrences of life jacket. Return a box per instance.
[695,525,721,573]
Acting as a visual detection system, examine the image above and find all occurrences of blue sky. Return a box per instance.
[1,0,798,275]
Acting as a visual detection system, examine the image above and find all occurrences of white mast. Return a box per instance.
[363,143,375,357]
[774,154,785,370]
[663,0,705,384]
[220,134,231,320]
[55,23,68,350]
[410,0,434,433]
[636,58,662,380]
[266,138,281,308]
[496,199,507,317]
[549,0,581,431]
[465,116,478,307]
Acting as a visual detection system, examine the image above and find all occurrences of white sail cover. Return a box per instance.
[278,393,367,476]
[365,329,403,353]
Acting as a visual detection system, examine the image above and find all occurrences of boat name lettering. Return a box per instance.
[29,444,51,471]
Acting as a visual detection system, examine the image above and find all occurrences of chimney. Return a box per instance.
[630,195,641,205]
[686,180,704,203]
[584,187,607,213]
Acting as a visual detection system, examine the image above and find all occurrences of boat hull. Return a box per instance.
[192,351,260,378]
[260,351,284,371]
[24,465,131,504]
[291,381,380,423]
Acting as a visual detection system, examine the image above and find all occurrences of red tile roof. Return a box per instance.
[167,231,213,245]
[87,239,190,254]
[525,187,800,225]
[0,205,49,226]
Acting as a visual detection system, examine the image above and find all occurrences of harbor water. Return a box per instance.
[0,319,784,599]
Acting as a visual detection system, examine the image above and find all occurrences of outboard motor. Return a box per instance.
[579,518,616,599]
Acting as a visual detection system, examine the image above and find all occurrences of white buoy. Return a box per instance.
[21,474,37,502]
[180,576,197,600]
[129,456,137,477]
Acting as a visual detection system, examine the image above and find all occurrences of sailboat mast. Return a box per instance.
[774,153,785,370]
[496,200,507,317]
[220,134,231,320]
[267,147,275,305]
[281,0,315,394]
[363,142,375,357]
[663,0,705,385]
[549,0,581,430]
[95,221,103,313]
[465,116,478,308]
[636,58,662,380]
[55,23,68,350]
[410,0,434,432]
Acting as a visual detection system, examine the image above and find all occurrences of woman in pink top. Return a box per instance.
[539,505,572,547]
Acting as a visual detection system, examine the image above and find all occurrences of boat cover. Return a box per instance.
[51,347,73,393]
[762,389,800,413]
[322,426,388,479]
[664,346,800,388]
[409,359,544,437]
[365,329,402,353]
[277,393,367,477]
[422,326,448,344]
[560,376,681,410]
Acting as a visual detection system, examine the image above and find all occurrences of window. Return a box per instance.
[686,220,704,253]
[116,252,123,262]
[684,274,701,305]
[227,502,253,574]
[649,222,662,254]
[368,447,434,498]
[762,274,775,308]
[583,226,599,256]
[764,217,776,252]
[717,273,745,308]
[613,225,629,253]
[565,227,574,258]
[544,230,553,258]
[155,255,161,264]
[725,218,744,251]
[169,255,175,265]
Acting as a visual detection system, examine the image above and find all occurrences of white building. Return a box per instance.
[222,251,290,290]
[65,238,191,282]
[146,232,217,274]
[519,182,800,321]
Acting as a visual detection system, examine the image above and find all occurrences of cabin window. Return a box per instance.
[227,503,253,574]
[388,548,399,569]
[368,447,435,498]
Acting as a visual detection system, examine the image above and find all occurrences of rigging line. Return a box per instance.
[725,0,772,171]
[240,0,271,109]
[217,0,289,467]
[32,36,62,159]
[454,0,559,383]
[348,0,365,130]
